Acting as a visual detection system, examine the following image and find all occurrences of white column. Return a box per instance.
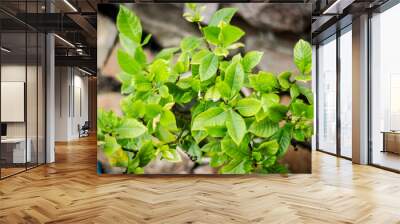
[46,32,55,163]
[352,14,369,164]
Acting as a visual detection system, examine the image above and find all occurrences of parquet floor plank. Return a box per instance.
[0,136,399,223]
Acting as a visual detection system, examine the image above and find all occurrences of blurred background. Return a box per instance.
[97,3,312,174]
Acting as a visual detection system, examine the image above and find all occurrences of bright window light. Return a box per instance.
[63,0,78,12]
[54,34,75,48]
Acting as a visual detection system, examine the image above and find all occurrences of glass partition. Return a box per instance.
[317,36,337,154]
[1,30,28,177]
[27,30,38,169]
[0,1,46,179]
[339,27,352,158]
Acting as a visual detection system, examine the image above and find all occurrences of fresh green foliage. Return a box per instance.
[98,4,314,174]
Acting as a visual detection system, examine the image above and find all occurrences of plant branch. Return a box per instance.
[197,22,212,51]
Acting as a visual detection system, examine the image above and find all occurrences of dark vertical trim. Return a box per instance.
[25,0,28,171]
[367,11,373,165]
[336,25,341,157]
[44,36,47,164]
[44,0,48,165]
[315,44,320,151]
[36,1,39,167]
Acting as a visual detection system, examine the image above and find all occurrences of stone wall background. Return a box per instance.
[97,3,312,174]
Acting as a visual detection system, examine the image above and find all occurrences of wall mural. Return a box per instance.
[97,3,313,174]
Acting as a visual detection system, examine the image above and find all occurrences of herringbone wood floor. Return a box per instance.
[0,136,399,224]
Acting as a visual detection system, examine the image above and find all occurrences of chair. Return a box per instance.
[78,121,90,138]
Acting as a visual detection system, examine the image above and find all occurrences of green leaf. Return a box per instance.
[227,42,244,50]
[205,86,221,101]
[103,135,121,156]
[133,73,152,92]
[261,93,280,112]
[127,156,140,173]
[221,135,249,158]
[191,49,210,64]
[242,51,263,72]
[272,123,293,157]
[187,143,202,161]
[293,39,312,74]
[295,74,312,82]
[149,59,170,83]
[268,104,288,122]
[298,85,314,104]
[257,140,279,156]
[108,148,129,167]
[144,104,163,120]
[224,62,244,98]
[155,125,176,143]
[205,126,227,137]
[216,80,231,99]
[160,146,181,162]
[116,118,147,139]
[219,24,245,47]
[141,33,152,46]
[134,47,147,66]
[200,52,219,81]
[138,141,155,167]
[155,47,179,60]
[291,99,313,119]
[117,49,141,75]
[201,141,221,155]
[278,71,292,90]
[249,118,279,138]
[192,107,227,131]
[119,33,139,56]
[255,109,268,121]
[249,71,278,92]
[293,129,305,142]
[121,98,145,119]
[203,26,220,45]
[210,154,227,168]
[181,36,201,52]
[160,109,178,131]
[97,110,120,134]
[235,98,261,117]
[290,83,300,100]
[117,5,142,43]
[262,156,276,168]
[120,78,135,95]
[226,110,247,145]
[220,158,252,174]
[214,47,229,57]
[159,85,169,98]
[209,8,238,26]
[252,151,262,161]
[192,130,207,143]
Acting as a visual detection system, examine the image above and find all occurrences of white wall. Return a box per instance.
[55,67,89,141]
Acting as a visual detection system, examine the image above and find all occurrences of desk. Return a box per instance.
[1,138,31,163]
[381,131,400,154]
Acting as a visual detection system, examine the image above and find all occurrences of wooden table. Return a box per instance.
[381,131,400,154]
[1,138,31,164]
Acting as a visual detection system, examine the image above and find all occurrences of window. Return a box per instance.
[370,3,400,171]
[339,28,352,158]
[317,36,337,154]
